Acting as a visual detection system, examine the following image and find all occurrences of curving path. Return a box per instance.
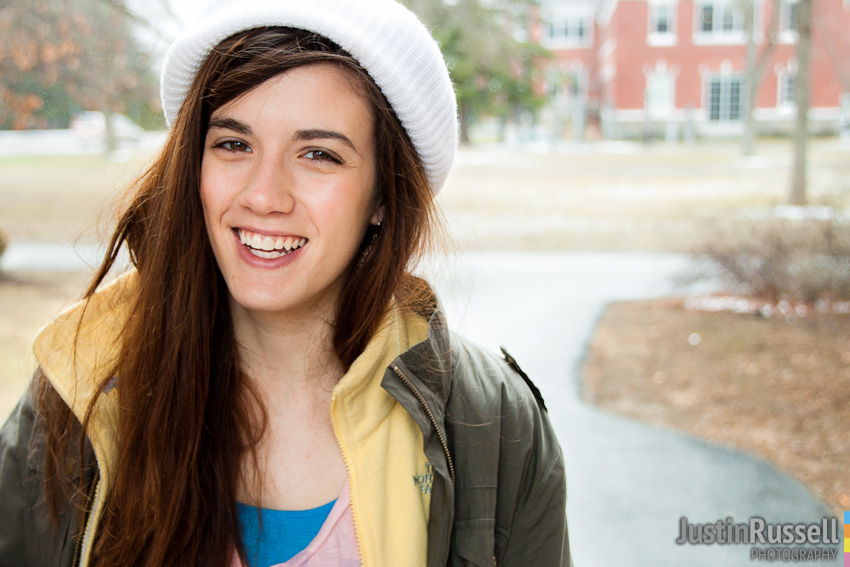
[428,251,841,567]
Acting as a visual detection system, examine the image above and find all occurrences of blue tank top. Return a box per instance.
[237,499,337,567]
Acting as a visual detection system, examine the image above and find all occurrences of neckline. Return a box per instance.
[237,498,336,518]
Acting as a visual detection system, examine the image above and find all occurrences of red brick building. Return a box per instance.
[535,0,850,140]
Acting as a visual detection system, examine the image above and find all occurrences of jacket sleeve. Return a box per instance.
[498,400,571,566]
[0,387,38,565]
[447,341,571,567]
[0,383,80,567]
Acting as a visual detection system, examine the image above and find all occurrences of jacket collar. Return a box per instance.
[393,299,454,407]
[33,271,135,485]
[32,272,456,475]
[381,292,457,566]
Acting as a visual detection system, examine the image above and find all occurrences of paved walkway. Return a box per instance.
[428,251,841,567]
[1,242,106,272]
[3,245,841,565]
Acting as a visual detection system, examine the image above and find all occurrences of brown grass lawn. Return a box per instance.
[0,271,90,418]
[582,298,850,517]
[0,153,154,244]
[439,138,850,252]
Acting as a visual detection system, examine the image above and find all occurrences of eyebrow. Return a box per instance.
[207,117,251,135]
[293,129,360,155]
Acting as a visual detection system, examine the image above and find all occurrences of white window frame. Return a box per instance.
[644,62,678,117]
[777,72,795,108]
[704,73,744,122]
[541,6,594,49]
[693,1,747,45]
[648,1,678,46]
[777,0,799,43]
[775,61,797,110]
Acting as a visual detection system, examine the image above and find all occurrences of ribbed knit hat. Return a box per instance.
[161,0,458,194]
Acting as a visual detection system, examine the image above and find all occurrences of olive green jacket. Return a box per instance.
[0,298,570,566]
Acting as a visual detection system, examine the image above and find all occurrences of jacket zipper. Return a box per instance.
[72,467,100,567]
[390,363,455,486]
[330,393,367,567]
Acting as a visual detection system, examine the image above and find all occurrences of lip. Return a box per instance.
[235,226,307,239]
[231,228,306,270]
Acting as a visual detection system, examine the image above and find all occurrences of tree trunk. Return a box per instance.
[741,0,779,157]
[742,0,757,156]
[459,103,471,145]
[103,108,118,154]
[789,0,812,206]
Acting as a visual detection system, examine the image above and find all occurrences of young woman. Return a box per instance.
[0,1,570,566]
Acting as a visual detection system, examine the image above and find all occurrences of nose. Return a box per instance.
[240,154,296,215]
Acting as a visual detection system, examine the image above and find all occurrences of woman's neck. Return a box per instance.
[230,299,344,397]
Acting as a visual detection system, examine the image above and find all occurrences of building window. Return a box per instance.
[781,0,799,31]
[777,70,796,107]
[541,9,593,48]
[706,75,742,121]
[648,2,677,45]
[646,70,676,116]
[780,74,794,105]
[694,1,745,42]
[778,0,799,42]
[545,17,590,44]
[652,4,672,33]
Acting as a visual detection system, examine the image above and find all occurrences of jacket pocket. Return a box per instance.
[453,518,496,567]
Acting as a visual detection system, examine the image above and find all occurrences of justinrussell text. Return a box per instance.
[675,517,841,545]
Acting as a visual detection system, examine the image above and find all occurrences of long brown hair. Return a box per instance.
[37,27,440,567]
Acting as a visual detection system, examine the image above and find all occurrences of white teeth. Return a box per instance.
[238,229,307,255]
[249,249,283,259]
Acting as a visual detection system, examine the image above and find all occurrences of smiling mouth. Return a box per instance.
[238,229,308,259]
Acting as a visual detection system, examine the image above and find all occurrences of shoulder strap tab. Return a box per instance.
[499,346,547,413]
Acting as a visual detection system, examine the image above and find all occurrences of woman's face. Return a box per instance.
[200,63,380,320]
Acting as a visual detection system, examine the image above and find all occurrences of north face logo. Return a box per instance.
[413,462,433,494]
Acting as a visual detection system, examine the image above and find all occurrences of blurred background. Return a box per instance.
[1,0,848,565]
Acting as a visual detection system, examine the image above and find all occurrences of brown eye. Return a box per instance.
[216,140,251,152]
[304,149,341,163]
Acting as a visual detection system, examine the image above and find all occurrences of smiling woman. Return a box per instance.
[0,2,570,567]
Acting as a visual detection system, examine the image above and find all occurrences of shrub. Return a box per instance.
[687,207,850,304]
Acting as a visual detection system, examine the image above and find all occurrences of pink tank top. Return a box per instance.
[232,479,361,567]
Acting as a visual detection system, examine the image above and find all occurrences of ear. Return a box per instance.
[370,205,385,226]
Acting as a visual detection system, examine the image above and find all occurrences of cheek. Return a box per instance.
[324,185,374,238]
[199,162,232,223]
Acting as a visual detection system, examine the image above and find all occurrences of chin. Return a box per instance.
[226,280,340,319]
[229,289,298,314]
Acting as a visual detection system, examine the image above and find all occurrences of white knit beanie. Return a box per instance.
[161,0,458,194]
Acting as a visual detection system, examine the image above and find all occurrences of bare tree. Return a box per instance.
[740,0,780,156]
[789,0,812,206]
[0,0,164,148]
